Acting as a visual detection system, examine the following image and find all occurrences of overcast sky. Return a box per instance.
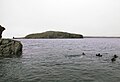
[1,0,120,38]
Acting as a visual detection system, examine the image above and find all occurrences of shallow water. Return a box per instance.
[1,38,120,82]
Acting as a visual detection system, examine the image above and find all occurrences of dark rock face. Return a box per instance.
[0,25,5,39]
[0,39,23,58]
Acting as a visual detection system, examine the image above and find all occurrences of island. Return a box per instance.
[24,31,83,39]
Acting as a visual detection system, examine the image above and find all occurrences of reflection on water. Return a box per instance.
[1,38,120,82]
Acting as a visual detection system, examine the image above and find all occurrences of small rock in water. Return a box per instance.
[96,53,102,57]
[113,54,118,58]
[82,52,85,55]
[111,57,116,62]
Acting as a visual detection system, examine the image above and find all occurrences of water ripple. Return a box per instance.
[1,38,120,82]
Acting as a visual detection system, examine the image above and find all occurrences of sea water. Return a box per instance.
[0,38,120,82]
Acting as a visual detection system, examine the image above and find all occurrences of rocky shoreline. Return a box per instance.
[0,25,23,58]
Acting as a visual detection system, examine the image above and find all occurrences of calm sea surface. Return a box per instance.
[0,38,120,82]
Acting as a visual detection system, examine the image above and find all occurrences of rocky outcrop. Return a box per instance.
[0,25,5,39]
[0,39,23,58]
[25,31,83,39]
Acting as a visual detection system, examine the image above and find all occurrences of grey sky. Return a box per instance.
[1,0,120,38]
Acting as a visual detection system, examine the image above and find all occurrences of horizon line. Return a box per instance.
[7,36,120,39]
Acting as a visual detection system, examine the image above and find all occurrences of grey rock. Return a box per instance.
[0,39,23,58]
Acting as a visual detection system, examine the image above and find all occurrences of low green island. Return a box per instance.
[24,31,83,39]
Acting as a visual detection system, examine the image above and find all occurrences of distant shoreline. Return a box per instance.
[84,36,120,38]
[12,31,120,39]
[12,36,120,39]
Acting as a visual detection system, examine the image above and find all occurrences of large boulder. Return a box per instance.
[0,39,23,58]
[0,25,5,39]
